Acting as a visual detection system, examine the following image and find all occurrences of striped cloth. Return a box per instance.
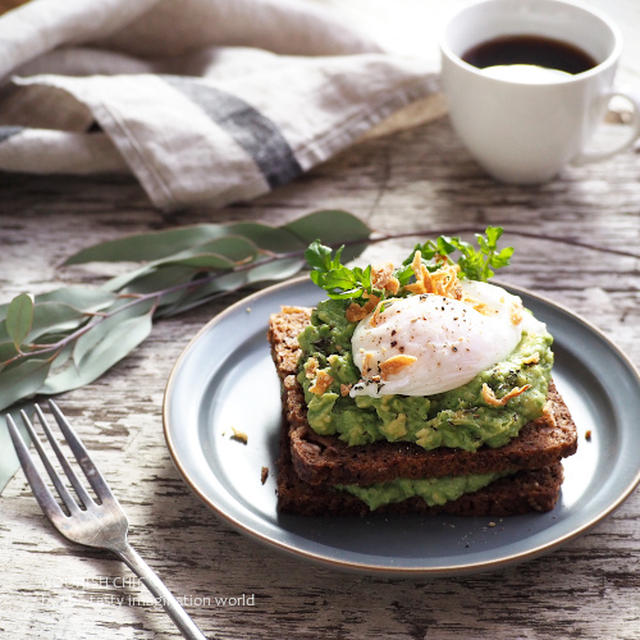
[0,0,438,210]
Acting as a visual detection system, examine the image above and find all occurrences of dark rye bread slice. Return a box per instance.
[270,307,567,516]
[290,383,575,485]
[276,411,565,516]
[268,306,577,486]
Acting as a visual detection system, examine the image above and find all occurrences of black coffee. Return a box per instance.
[462,35,597,75]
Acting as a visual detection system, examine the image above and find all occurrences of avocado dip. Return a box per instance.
[337,471,512,511]
[297,297,554,452]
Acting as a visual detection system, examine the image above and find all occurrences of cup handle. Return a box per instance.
[572,90,640,165]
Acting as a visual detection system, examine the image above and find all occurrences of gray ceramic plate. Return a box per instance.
[163,276,640,576]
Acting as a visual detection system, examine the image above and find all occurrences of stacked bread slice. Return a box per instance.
[268,306,577,517]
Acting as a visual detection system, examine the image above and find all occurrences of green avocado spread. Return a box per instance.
[336,471,511,511]
[297,297,553,452]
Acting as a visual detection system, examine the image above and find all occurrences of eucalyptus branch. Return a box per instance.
[340,227,640,260]
[0,209,637,414]
[5,223,639,366]
[15,275,220,363]
[230,225,640,268]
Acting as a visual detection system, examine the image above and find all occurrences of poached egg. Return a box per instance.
[350,280,546,398]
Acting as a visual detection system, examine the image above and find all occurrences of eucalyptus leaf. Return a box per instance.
[0,358,51,412]
[43,311,153,394]
[46,341,75,374]
[225,222,305,253]
[102,237,253,291]
[120,265,198,299]
[64,224,228,264]
[104,259,199,292]
[73,299,155,367]
[63,211,367,266]
[246,258,306,283]
[167,236,258,263]
[35,287,116,312]
[0,286,115,321]
[27,302,89,344]
[160,252,236,270]
[155,257,303,317]
[146,236,258,269]
[0,302,89,344]
[284,210,371,260]
[155,271,250,318]
[156,289,232,318]
[120,267,202,311]
[104,264,156,292]
[0,210,373,416]
[0,342,18,371]
[5,293,34,347]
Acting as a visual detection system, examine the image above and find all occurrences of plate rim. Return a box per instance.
[162,275,640,576]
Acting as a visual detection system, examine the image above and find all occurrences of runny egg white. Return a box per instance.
[350,280,546,398]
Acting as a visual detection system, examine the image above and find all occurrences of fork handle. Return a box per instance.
[113,542,208,640]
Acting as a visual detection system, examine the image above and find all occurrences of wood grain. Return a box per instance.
[1,0,640,634]
[1,114,639,640]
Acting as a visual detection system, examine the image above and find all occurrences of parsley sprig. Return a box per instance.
[404,226,514,282]
[305,241,374,300]
[305,226,513,299]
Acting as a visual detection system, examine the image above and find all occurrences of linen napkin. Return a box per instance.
[0,0,439,211]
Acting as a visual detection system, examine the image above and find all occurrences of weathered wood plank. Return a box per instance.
[1,112,639,640]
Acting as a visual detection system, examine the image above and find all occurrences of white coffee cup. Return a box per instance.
[440,0,640,183]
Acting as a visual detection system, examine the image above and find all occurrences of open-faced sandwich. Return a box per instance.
[268,228,577,516]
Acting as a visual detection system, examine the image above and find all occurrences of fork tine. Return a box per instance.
[6,415,68,525]
[11,407,205,640]
[34,404,94,509]
[47,400,115,503]
[17,409,81,515]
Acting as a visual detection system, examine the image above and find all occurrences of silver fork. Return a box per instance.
[7,401,208,640]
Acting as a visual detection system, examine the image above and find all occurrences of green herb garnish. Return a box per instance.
[305,241,374,300]
[407,226,514,282]
[306,226,513,299]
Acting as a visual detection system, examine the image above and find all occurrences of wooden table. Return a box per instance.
[2,3,640,639]
[3,112,640,640]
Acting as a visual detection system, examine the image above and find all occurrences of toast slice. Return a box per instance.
[276,416,564,516]
[288,383,575,485]
[269,305,576,516]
